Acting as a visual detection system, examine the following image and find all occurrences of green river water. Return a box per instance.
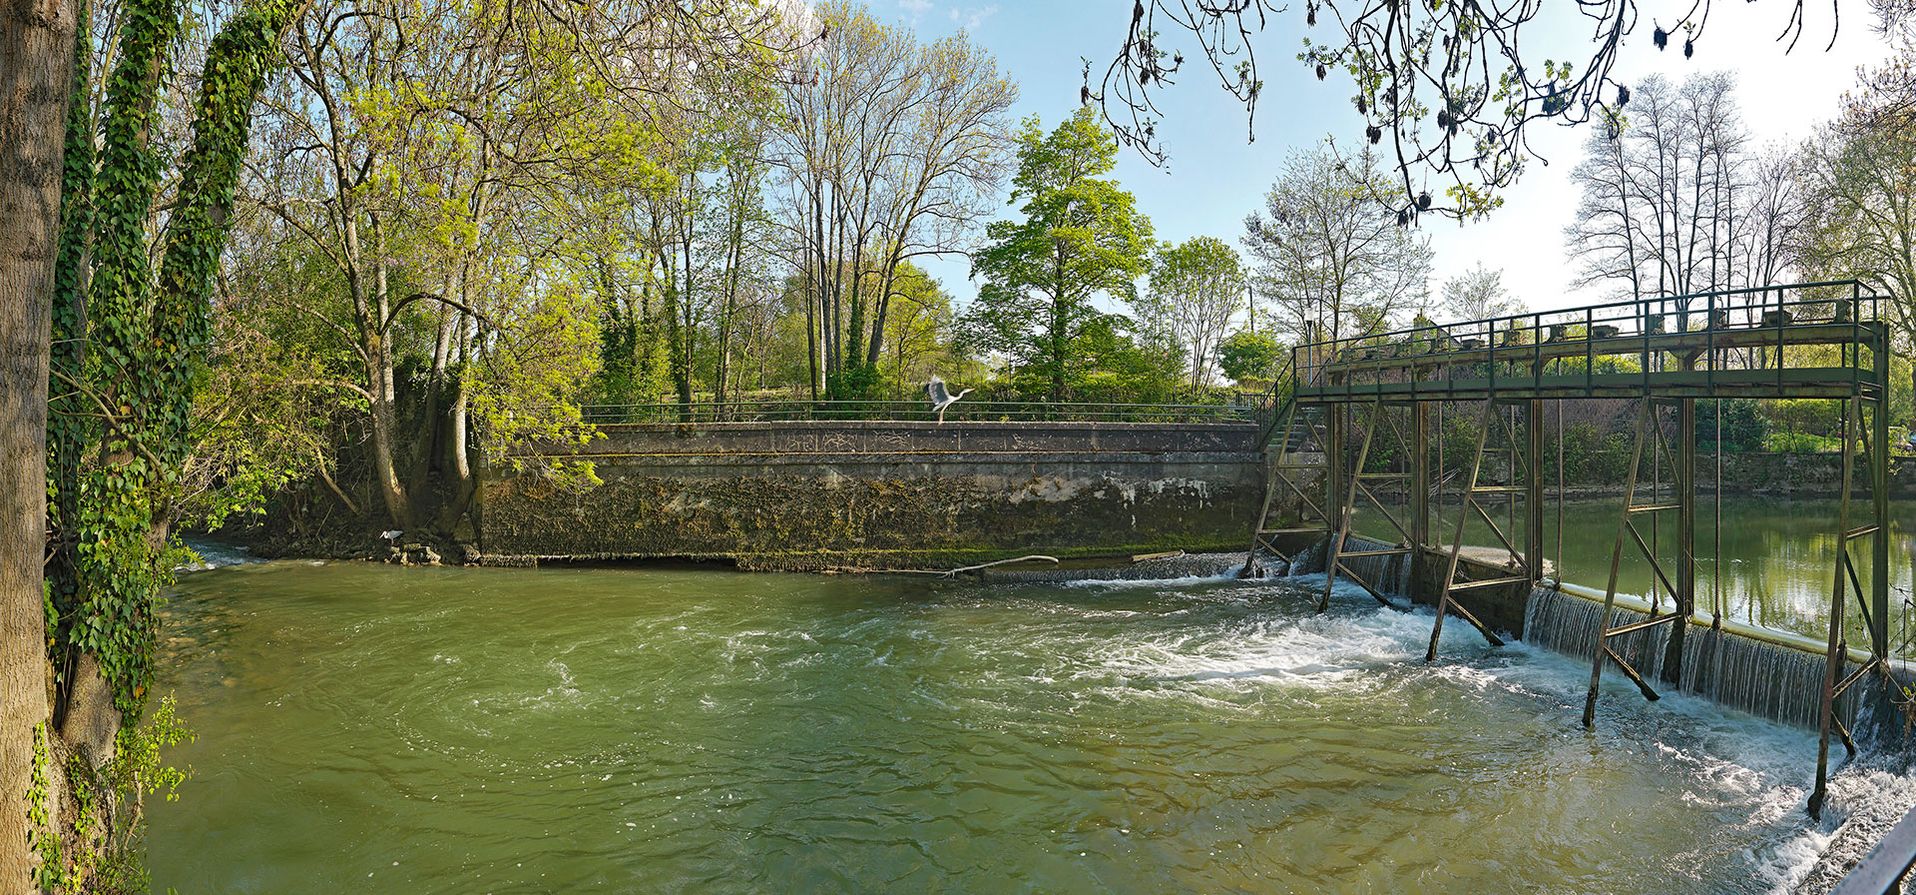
[1412,496,1916,653]
[145,506,1916,893]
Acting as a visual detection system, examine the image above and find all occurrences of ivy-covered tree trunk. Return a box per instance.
[31,0,312,884]
[0,0,78,884]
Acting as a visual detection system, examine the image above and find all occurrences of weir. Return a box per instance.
[1244,280,1903,818]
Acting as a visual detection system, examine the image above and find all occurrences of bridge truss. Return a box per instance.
[1245,281,1895,818]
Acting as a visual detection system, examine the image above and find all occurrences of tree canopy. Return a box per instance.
[963,107,1156,400]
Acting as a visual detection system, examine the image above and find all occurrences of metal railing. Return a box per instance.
[1292,280,1886,400]
[579,397,1271,426]
[1831,802,1916,895]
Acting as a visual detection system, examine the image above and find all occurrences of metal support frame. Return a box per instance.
[1241,392,1333,577]
[1425,398,1524,660]
[1321,400,1418,612]
[1809,387,1896,819]
[1242,283,1896,817]
[1581,399,1692,724]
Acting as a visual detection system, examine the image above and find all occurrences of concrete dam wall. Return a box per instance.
[480,420,1268,570]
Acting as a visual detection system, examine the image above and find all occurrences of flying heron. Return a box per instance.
[926,375,972,423]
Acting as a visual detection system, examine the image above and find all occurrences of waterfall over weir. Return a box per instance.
[1524,587,1858,730]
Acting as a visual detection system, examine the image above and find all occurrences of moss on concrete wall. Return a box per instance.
[486,422,1265,570]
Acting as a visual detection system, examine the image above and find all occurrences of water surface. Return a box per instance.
[1421,496,1916,651]
[147,560,1896,893]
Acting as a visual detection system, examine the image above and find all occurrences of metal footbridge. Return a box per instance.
[1244,281,1894,818]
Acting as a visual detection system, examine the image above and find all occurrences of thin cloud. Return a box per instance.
[947,4,997,30]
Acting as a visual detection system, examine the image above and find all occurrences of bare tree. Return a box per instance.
[1439,263,1523,322]
[1566,73,1786,306]
[1139,236,1246,387]
[770,2,1015,397]
[1242,143,1432,346]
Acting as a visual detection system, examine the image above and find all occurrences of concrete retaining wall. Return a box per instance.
[481,421,1266,569]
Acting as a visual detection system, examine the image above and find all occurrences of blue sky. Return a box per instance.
[869,1,1896,319]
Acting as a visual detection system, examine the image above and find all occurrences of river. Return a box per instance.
[146,533,1915,893]
[1428,495,1916,653]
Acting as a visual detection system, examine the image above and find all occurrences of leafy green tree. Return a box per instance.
[1217,330,1284,384]
[1698,399,1769,453]
[881,263,962,391]
[1800,34,1916,405]
[1138,236,1245,387]
[964,107,1154,400]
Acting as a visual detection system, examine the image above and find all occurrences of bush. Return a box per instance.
[1217,330,1284,383]
[1698,398,1768,452]
[1763,432,1842,453]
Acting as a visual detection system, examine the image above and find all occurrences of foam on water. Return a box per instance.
[1049,567,1913,893]
[175,538,258,571]
[149,559,1914,893]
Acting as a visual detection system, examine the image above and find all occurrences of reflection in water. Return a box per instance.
[1541,497,1916,650]
[1401,496,1916,651]
[146,561,1910,893]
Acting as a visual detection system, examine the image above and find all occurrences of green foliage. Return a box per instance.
[1065,317,1185,403]
[1697,399,1769,452]
[471,280,604,472]
[46,0,96,676]
[1559,422,1636,484]
[1763,432,1843,453]
[30,723,60,890]
[824,363,888,402]
[52,0,306,716]
[879,263,962,390]
[1763,398,1843,438]
[1217,330,1284,383]
[107,696,194,806]
[963,107,1154,399]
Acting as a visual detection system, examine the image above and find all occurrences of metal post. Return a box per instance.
[1584,400,1652,728]
[1327,403,1345,561]
[1811,396,1857,820]
[1527,399,1545,585]
[1662,396,1697,687]
[1413,402,1430,589]
[1873,326,1891,663]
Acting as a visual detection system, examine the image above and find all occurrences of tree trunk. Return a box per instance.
[0,0,77,884]
[366,347,411,528]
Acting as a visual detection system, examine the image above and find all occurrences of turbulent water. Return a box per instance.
[146,559,1913,893]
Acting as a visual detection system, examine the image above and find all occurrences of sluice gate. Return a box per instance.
[1243,281,1899,817]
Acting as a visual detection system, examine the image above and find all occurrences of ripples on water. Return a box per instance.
[148,561,1909,894]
